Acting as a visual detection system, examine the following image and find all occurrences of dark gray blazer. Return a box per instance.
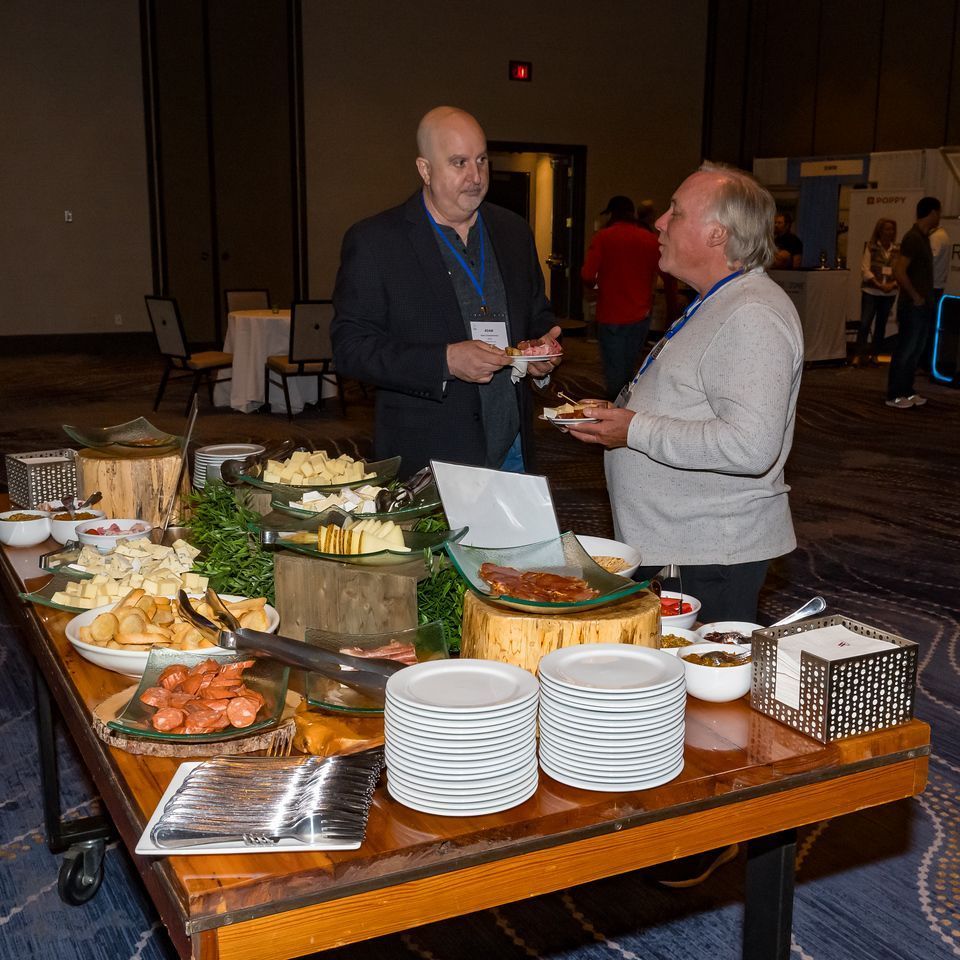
[332,193,555,477]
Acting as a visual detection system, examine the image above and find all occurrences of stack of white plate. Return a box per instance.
[538,643,687,792]
[385,660,539,816]
[193,443,265,489]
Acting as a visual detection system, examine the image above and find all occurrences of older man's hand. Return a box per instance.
[565,405,635,449]
[525,325,564,378]
[447,340,513,383]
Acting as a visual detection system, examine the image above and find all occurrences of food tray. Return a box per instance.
[271,480,442,523]
[750,615,918,743]
[62,417,179,451]
[6,449,77,509]
[242,455,401,495]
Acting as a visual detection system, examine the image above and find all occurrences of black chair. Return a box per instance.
[224,288,271,314]
[145,296,233,416]
[264,300,345,420]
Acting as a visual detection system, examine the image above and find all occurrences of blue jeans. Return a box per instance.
[856,292,894,357]
[498,433,525,473]
[887,301,934,399]
[597,318,652,400]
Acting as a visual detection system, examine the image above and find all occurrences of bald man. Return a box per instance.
[332,107,561,478]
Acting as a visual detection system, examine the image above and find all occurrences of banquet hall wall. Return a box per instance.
[4,0,960,339]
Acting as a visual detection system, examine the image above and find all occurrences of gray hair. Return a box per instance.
[698,161,776,271]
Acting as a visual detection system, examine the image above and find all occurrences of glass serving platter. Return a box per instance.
[107,648,289,743]
[254,509,466,566]
[39,542,92,579]
[241,455,401,495]
[62,416,180,450]
[270,480,443,523]
[20,572,93,612]
[444,531,650,613]
[304,621,448,715]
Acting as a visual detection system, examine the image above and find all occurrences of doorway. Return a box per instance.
[487,142,587,321]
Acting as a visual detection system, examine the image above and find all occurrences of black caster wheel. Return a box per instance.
[57,839,105,906]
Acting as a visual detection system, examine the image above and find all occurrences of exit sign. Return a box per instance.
[509,60,532,82]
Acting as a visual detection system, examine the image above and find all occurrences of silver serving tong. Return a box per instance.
[375,466,434,513]
[177,590,405,702]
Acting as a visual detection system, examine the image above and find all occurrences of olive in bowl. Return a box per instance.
[0,510,52,547]
[681,642,752,702]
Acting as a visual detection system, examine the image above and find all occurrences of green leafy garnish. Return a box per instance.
[415,513,466,652]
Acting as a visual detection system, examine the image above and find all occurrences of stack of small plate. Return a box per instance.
[538,643,686,792]
[385,660,539,816]
[193,443,265,489]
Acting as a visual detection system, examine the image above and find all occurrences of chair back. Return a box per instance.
[225,289,270,314]
[289,300,334,364]
[145,296,190,359]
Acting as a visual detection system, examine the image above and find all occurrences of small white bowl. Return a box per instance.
[660,590,701,630]
[658,626,701,655]
[697,621,764,644]
[0,510,52,547]
[75,518,153,554]
[575,535,641,579]
[680,642,752,702]
[49,508,107,546]
[65,595,280,677]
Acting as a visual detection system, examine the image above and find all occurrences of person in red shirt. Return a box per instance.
[581,196,663,399]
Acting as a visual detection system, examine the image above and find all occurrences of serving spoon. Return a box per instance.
[770,596,826,628]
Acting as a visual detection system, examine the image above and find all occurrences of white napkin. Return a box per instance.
[774,625,896,710]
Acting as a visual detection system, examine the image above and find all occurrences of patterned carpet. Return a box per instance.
[0,338,958,959]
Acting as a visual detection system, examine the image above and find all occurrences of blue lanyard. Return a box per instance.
[422,195,487,311]
[628,269,744,385]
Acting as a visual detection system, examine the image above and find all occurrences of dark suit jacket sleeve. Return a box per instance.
[331,219,447,402]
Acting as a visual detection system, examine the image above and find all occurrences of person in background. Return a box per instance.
[581,196,662,399]
[332,106,561,477]
[925,222,951,373]
[852,217,899,368]
[772,211,803,269]
[636,199,657,232]
[886,196,941,409]
[567,161,804,889]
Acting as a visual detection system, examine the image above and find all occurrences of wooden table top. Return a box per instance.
[0,525,931,960]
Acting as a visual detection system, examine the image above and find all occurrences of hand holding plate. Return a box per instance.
[447,340,512,383]
[566,405,635,449]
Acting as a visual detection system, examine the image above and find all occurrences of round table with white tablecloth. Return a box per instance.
[213,309,336,413]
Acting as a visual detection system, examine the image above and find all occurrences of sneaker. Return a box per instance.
[885,397,914,409]
[648,843,740,888]
[907,394,927,406]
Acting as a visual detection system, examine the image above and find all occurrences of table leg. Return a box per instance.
[743,829,796,960]
[34,666,114,855]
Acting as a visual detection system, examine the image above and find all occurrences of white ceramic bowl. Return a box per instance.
[49,508,108,545]
[575,535,641,579]
[660,590,701,630]
[658,626,702,655]
[680,642,752,702]
[65,595,281,677]
[697,621,764,644]
[75,518,153,554]
[0,509,52,547]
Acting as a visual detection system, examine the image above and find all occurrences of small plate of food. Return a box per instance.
[505,334,564,366]
[540,403,601,425]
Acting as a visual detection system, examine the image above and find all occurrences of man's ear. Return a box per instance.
[416,156,430,185]
[706,223,728,248]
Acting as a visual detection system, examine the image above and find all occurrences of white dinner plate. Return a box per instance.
[539,644,684,693]
[384,701,538,734]
[538,724,685,758]
[538,756,684,793]
[386,759,539,797]
[387,770,539,810]
[510,352,563,363]
[537,710,685,741]
[384,689,539,723]
[538,737,684,771]
[386,659,538,712]
[383,720,534,755]
[537,672,686,708]
[539,415,601,425]
[387,777,538,817]
[538,718,685,751]
[385,745,537,780]
[538,695,686,726]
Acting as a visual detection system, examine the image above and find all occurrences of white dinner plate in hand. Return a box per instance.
[539,414,601,425]
[509,352,563,363]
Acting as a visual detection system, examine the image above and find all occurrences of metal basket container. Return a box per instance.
[750,614,918,743]
[5,449,78,509]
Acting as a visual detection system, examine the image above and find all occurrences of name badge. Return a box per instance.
[470,319,508,347]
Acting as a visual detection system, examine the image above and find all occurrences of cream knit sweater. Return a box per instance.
[605,269,804,566]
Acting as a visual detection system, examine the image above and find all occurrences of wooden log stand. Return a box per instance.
[461,589,661,673]
[76,447,191,526]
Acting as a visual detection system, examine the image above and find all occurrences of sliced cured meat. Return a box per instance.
[152,707,186,731]
[159,665,189,691]
[340,640,418,664]
[226,696,260,728]
[139,686,171,708]
[187,658,221,676]
[478,562,599,602]
[216,659,256,678]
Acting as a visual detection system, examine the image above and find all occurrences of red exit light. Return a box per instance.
[509,60,532,82]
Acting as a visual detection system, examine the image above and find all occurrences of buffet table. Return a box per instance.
[769,269,848,362]
[1,513,930,960]
[213,310,337,414]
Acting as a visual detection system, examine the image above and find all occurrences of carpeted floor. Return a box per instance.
[0,336,958,959]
